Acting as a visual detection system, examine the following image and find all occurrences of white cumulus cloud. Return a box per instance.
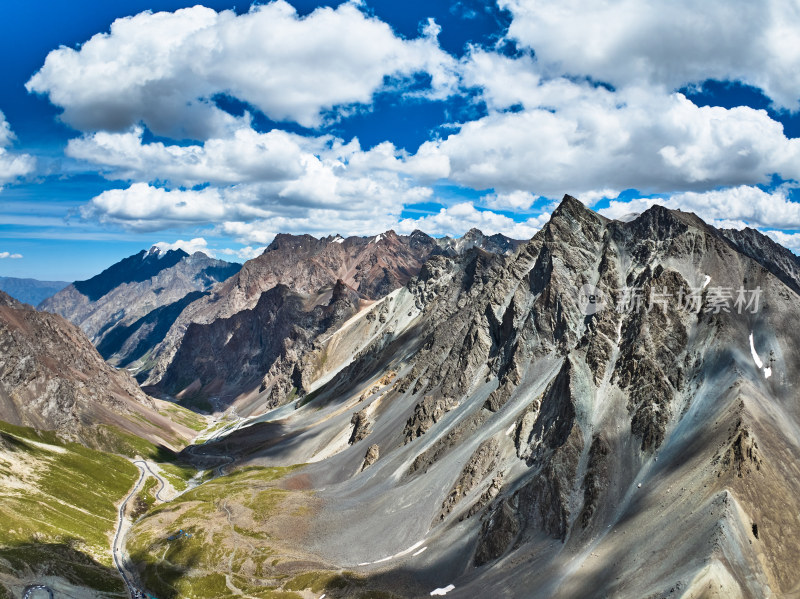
[499,0,800,109]
[153,237,212,256]
[27,1,456,137]
[0,252,23,259]
[75,124,436,237]
[422,52,800,199]
[0,111,35,190]
[218,246,267,261]
[482,190,539,211]
[600,185,800,230]
[396,202,550,239]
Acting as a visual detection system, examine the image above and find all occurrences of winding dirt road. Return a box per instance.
[112,460,171,598]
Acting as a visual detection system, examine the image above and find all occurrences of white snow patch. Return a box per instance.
[749,332,764,368]
[749,332,772,378]
[412,546,427,557]
[430,585,455,596]
[366,540,427,565]
[333,236,344,244]
[702,275,711,288]
[506,423,516,435]
[392,540,425,559]
[370,233,384,244]
[357,562,370,566]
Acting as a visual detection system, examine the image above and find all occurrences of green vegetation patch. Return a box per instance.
[158,461,197,492]
[285,570,350,593]
[160,402,209,432]
[0,421,137,557]
[0,421,142,594]
[129,464,311,599]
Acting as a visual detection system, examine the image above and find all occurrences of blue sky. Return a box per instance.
[1,0,800,280]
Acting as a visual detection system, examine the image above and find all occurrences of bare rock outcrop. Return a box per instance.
[436,437,501,522]
[403,394,459,444]
[360,444,380,471]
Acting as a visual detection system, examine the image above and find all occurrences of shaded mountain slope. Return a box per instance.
[720,226,800,294]
[155,280,363,413]
[40,248,240,368]
[0,290,193,451]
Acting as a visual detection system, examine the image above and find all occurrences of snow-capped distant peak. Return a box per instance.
[333,235,345,244]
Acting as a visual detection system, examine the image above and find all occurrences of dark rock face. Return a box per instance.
[72,247,190,301]
[474,496,520,566]
[436,437,500,522]
[349,407,371,445]
[403,394,458,444]
[714,417,762,478]
[578,435,611,528]
[158,280,361,408]
[407,411,488,475]
[612,267,689,452]
[95,290,208,366]
[720,227,800,294]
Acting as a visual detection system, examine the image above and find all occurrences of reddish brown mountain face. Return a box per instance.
[219,230,441,304]
[0,290,192,450]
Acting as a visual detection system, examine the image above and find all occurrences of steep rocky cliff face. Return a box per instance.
[39,247,241,369]
[720,226,800,294]
[0,291,192,450]
[138,230,444,388]
[183,196,800,599]
[156,280,362,412]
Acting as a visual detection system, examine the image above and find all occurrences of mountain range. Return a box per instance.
[0,276,68,306]
[2,205,800,598]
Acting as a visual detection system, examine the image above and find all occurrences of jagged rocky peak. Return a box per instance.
[130,196,800,598]
[541,193,608,243]
[0,289,23,308]
[156,275,363,409]
[436,227,525,256]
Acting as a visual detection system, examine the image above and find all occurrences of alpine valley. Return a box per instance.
[3,196,800,599]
